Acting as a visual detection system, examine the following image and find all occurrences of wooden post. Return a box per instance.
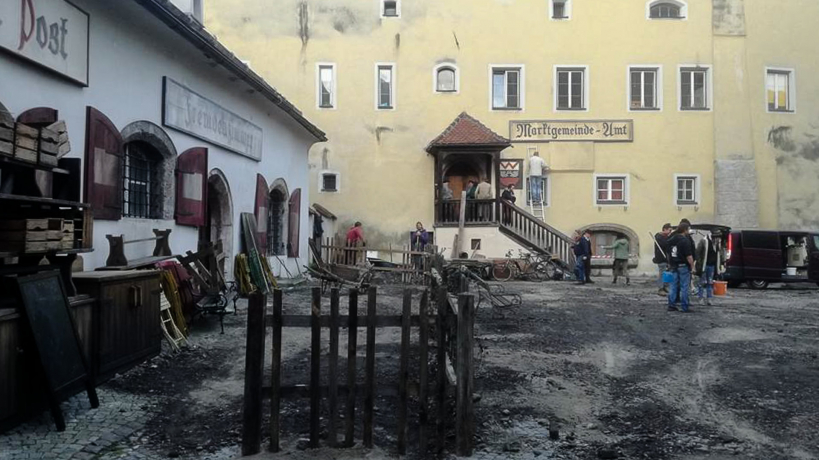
[328,288,340,447]
[435,286,447,455]
[310,288,321,448]
[241,292,266,456]
[397,290,411,454]
[363,287,377,448]
[269,289,283,452]
[456,293,475,457]
[418,289,430,455]
[345,289,358,447]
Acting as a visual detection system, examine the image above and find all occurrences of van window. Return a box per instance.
[813,235,819,250]
[742,232,779,250]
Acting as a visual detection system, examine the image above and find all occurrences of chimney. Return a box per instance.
[169,0,204,23]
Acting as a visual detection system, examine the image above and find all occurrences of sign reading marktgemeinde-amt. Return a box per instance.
[510,120,633,142]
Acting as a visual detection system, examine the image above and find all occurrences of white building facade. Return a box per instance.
[0,0,325,277]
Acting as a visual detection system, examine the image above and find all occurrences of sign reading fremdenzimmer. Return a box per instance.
[510,120,633,143]
[163,77,263,161]
[0,0,90,86]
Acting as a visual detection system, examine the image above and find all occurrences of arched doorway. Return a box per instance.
[268,179,289,256]
[205,170,234,277]
[582,223,640,259]
[443,160,481,199]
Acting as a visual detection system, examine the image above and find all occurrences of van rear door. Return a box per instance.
[809,235,819,281]
[741,231,782,280]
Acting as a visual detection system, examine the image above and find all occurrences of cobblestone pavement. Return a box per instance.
[0,388,239,460]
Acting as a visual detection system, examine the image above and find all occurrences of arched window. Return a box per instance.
[122,141,162,218]
[435,65,458,93]
[648,1,685,19]
[269,185,289,256]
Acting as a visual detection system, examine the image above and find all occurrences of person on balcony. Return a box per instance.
[441,179,454,201]
[501,184,516,224]
[528,151,548,203]
[465,180,477,200]
[475,178,492,221]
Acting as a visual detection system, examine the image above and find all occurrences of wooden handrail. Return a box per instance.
[499,200,572,244]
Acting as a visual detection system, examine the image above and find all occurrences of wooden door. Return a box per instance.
[288,189,301,257]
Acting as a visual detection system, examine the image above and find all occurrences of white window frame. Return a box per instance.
[627,65,663,112]
[677,64,713,112]
[433,63,459,94]
[673,174,700,206]
[489,64,525,111]
[593,174,630,206]
[319,170,341,193]
[549,0,572,20]
[765,67,796,114]
[380,0,401,18]
[646,0,688,20]
[374,62,396,110]
[316,62,337,110]
[554,65,589,112]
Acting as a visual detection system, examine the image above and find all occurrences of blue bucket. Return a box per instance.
[662,271,675,283]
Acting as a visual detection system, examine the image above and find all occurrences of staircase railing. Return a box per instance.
[499,199,575,266]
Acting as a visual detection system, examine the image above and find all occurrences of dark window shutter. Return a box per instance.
[17,107,58,125]
[254,174,269,255]
[288,188,301,258]
[175,147,208,227]
[83,106,124,221]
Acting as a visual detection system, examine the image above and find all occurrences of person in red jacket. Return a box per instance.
[345,222,366,264]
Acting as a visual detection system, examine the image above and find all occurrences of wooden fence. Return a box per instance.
[319,237,435,284]
[241,286,476,456]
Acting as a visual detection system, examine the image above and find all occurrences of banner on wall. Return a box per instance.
[499,159,523,190]
[0,0,90,86]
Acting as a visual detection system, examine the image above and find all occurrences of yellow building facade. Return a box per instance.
[205,0,819,271]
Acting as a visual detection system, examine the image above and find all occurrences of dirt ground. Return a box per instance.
[105,278,819,460]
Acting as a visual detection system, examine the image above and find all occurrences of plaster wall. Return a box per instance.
[434,227,527,260]
[0,0,318,277]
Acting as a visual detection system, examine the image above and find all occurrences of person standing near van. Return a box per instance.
[528,152,548,203]
[667,223,695,312]
[653,223,672,295]
[696,234,718,305]
[603,236,631,285]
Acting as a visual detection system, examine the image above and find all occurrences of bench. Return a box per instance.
[178,241,237,333]
[102,229,173,269]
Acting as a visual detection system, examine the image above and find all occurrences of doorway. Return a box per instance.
[203,170,233,278]
[444,161,480,199]
[268,183,288,256]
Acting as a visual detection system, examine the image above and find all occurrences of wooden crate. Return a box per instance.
[0,126,12,142]
[0,140,12,157]
[0,230,62,242]
[0,240,61,252]
[13,146,37,163]
[0,219,63,232]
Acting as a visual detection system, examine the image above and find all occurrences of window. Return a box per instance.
[435,65,457,93]
[122,142,161,218]
[550,0,571,20]
[321,172,339,192]
[375,64,395,109]
[491,66,523,110]
[595,175,628,205]
[629,67,660,110]
[742,231,779,250]
[675,175,698,205]
[679,66,711,110]
[317,63,336,109]
[471,239,481,250]
[648,1,686,19]
[555,67,587,110]
[382,0,399,17]
[766,68,795,113]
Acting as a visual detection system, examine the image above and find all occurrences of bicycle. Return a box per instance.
[491,250,558,282]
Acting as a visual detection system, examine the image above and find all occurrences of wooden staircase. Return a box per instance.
[499,199,576,267]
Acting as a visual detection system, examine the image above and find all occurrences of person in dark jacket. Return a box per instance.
[501,184,516,224]
[411,221,429,272]
[667,222,695,312]
[653,223,672,295]
[582,229,594,284]
[571,230,586,283]
[695,234,718,305]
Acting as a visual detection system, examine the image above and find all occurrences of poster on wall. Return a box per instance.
[163,77,264,162]
[0,0,90,86]
[499,159,523,190]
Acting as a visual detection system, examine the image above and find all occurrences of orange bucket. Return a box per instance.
[713,281,727,296]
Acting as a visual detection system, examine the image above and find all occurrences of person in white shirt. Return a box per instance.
[528,152,548,203]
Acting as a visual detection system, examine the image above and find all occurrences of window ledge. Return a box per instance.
[680,107,710,112]
[676,201,698,206]
[377,106,394,110]
[557,107,587,111]
[492,107,523,111]
[319,105,334,109]
[768,109,795,114]
[630,107,661,111]
[648,17,685,20]
[436,90,458,94]
[596,201,628,206]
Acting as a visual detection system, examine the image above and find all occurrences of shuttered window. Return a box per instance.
[174,147,208,227]
[254,174,270,255]
[122,142,162,218]
[83,107,124,221]
[288,189,302,258]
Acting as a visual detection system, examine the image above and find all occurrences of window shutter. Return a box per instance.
[254,174,269,255]
[83,106,124,221]
[175,147,208,227]
[287,188,302,258]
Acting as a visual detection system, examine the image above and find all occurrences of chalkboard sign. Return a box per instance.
[16,271,98,430]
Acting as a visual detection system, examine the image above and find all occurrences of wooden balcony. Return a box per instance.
[435,199,497,226]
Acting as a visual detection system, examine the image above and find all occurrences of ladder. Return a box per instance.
[526,147,546,222]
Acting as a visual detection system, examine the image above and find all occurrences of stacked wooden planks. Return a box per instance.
[0,218,74,253]
[0,119,69,166]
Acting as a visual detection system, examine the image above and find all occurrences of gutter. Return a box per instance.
[133,0,327,142]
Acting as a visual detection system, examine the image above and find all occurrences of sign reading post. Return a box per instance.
[510,120,633,143]
[163,77,264,161]
[0,0,90,86]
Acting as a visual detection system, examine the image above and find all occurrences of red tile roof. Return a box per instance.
[426,112,510,152]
